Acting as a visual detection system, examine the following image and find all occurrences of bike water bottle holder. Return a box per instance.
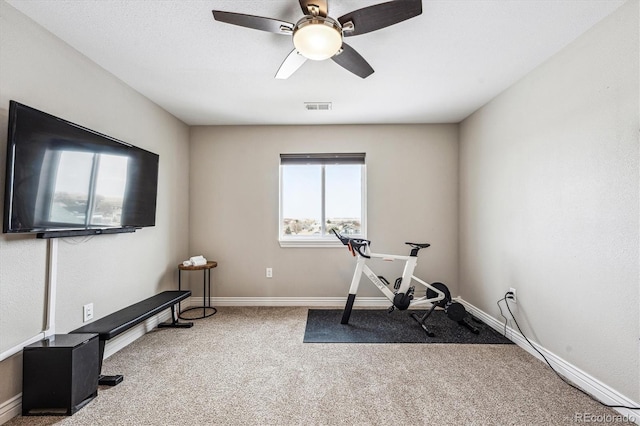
[394,277,402,290]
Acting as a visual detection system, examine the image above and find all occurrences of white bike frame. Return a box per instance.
[340,237,446,325]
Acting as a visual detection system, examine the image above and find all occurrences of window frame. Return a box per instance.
[278,153,367,248]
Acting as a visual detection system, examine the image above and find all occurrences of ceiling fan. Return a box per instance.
[212,0,422,79]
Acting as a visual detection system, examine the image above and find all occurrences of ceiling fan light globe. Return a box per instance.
[293,19,342,61]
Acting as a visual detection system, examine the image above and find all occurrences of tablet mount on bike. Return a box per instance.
[332,229,479,336]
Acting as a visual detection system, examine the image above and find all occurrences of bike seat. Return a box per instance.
[405,242,430,249]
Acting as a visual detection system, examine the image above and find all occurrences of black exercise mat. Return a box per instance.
[304,309,513,344]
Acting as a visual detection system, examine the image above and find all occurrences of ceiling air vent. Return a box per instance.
[304,102,332,111]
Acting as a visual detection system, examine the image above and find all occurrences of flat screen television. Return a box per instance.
[3,101,159,238]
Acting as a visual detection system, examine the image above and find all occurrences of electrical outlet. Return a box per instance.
[266,267,273,278]
[83,303,94,322]
[508,288,517,304]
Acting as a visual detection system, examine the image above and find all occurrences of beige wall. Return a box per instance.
[0,1,190,408]
[459,0,639,401]
[2,0,637,421]
[189,124,459,300]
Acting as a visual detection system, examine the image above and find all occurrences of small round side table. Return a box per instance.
[178,261,217,319]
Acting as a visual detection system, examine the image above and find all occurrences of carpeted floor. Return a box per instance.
[6,306,621,425]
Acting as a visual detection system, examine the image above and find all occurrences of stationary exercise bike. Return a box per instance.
[332,230,478,336]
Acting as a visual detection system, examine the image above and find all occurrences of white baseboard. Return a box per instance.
[0,394,21,425]
[191,296,390,307]
[456,297,639,423]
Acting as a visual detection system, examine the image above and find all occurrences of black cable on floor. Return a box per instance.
[500,292,639,411]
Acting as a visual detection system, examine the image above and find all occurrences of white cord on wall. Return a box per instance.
[0,238,57,362]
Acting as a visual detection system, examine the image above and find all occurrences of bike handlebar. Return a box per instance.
[331,229,371,258]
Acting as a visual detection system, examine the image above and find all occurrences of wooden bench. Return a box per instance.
[71,290,192,386]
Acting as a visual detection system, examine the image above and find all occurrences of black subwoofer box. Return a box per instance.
[22,333,99,416]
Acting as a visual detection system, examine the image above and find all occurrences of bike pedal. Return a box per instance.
[387,305,395,313]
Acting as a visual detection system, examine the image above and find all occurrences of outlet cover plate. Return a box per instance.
[83,303,94,322]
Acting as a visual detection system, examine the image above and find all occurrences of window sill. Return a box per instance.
[279,238,348,248]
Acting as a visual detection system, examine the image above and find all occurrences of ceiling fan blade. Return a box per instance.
[212,10,294,34]
[331,43,374,79]
[275,49,308,79]
[299,0,328,17]
[338,0,422,37]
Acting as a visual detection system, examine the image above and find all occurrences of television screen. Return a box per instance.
[3,101,159,237]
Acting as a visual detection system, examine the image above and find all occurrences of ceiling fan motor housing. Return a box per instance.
[293,16,343,60]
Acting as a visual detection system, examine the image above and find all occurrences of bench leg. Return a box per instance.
[158,305,193,329]
[99,374,124,386]
[96,340,124,386]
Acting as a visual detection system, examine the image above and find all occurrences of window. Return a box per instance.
[279,153,366,247]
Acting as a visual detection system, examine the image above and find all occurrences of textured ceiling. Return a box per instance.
[6,0,626,126]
